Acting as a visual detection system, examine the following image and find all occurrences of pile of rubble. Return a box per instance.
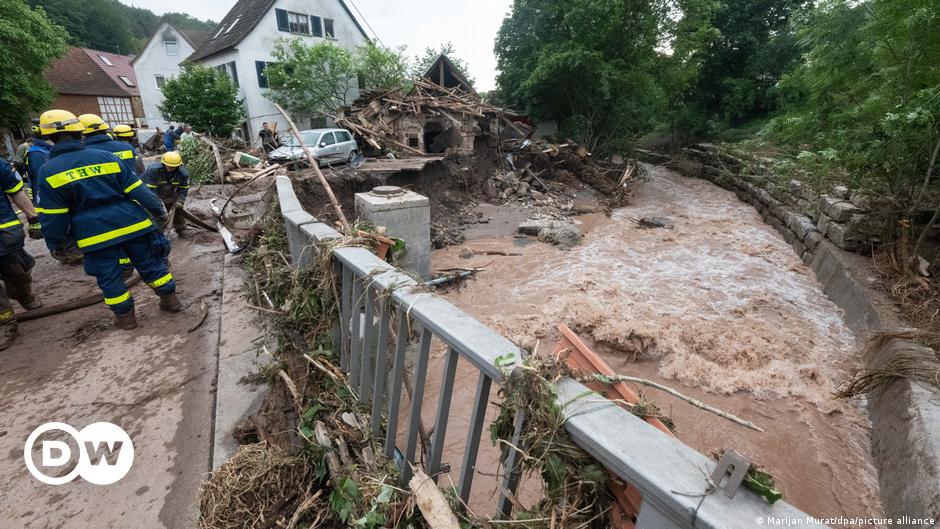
[336,80,532,156]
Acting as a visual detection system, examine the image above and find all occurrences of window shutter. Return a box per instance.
[311,16,323,37]
[229,61,239,87]
[256,61,268,88]
[275,9,289,31]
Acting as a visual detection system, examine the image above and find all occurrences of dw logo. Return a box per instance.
[23,422,134,485]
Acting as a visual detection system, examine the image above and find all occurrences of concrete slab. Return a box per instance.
[211,254,268,470]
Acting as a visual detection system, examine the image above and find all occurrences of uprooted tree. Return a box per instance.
[159,64,245,137]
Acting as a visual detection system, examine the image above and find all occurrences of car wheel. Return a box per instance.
[347,150,358,164]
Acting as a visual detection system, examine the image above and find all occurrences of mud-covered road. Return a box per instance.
[432,165,883,521]
[0,230,231,529]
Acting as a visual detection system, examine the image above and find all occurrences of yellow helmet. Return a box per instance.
[78,113,109,135]
[113,124,134,138]
[38,109,84,134]
[162,151,183,167]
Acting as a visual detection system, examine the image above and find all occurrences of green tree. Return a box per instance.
[159,65,245,137]
[495,0,666,154]
[357,43,410,90]
[764,0,940,256]
[265,38,358,118]
[413,42,474,87]
[0,1,67,132]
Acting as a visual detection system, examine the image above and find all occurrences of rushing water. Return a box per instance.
[431,165,883,523]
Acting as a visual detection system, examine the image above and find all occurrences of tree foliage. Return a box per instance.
[0,1,68,129]
[159,65,245,137]
[265,39,358,119]
[495,0,666,154]
[357,43,410,91]
[763,0,940,213]
[26,0,215,54]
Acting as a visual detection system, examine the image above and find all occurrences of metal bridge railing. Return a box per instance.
[274,175,830,528]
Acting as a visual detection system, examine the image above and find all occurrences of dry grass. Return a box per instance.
[836,329,940,398]
[199,443,319,529]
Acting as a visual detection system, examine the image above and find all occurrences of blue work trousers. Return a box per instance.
[83,233,175,315]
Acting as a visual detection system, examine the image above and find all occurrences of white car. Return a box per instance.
[268,128,359,166]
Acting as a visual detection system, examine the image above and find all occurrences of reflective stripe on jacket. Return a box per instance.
[0,159,25,233]
[36,138,166,253]
[84,134,140,176]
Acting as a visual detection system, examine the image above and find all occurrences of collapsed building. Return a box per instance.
[336,54,534,156]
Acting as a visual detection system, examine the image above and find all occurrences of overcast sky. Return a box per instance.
[122,0,513,91]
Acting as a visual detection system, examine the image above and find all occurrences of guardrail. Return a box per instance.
[274,175,829,528]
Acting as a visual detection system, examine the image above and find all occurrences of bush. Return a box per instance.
[178,137,217,185]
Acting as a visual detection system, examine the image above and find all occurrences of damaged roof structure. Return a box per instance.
[336,54,533,156]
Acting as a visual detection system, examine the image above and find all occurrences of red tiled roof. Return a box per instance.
[45,47,138,98]
[82,48,140,96]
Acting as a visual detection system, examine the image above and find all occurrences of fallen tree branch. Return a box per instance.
[273,103,350,232]
[409,467,461,529]
[582,374,764,432]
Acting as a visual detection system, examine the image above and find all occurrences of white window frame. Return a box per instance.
[155,75,166,89]
[164,39,179,56]
[99,54,113,66]
[97,97,134,125]
[119,75,135,87]
[287,11,310,35]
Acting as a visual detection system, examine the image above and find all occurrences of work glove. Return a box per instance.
[156,215,169,230]
[150,231,172,260]
[26,216,43,240]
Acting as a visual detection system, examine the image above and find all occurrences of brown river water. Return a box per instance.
[423,165,883,523]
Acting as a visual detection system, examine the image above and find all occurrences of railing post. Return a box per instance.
[428,347,459,480]
[384,314,410,460]
[496,408,526,518]
[370,300,392,438]
[349,276,363,385]
[458,372,492,504]
[339,266,352,372]
[401,327,433,485]
[359,286,376,403]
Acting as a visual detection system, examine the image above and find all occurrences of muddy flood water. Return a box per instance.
[429,165,883,522]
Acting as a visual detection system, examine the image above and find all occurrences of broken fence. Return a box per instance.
[274,175,830,528]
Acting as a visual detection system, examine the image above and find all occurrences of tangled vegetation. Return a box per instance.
[200,209,623,528]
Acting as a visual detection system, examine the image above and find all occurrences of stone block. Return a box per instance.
[816,213,832,236]
[801,249,814,266]
[356,187,431,279]
[827,221,865,251]
[818,194,843,217]
[792,238,806,257]
[831,185,851,200]
[828,200,862,222]
[788,179,804,196]
[804,230,824,251]
[789,213,817,240]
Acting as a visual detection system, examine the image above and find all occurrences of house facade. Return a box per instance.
[131,22,208,129]
[45,47,144,127]
[184,0,371,143]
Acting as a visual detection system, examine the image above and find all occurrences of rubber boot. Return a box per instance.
[18,297,42,311]
[0,310,16,351]
[159,292,182,312]
[114,311,138,330]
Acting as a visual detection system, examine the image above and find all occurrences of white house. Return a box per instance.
[184,0,371,143]
[131,22,209,129]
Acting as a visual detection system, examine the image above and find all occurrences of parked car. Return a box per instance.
[268,128,359,167]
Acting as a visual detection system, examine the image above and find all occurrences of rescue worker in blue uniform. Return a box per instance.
[79,114,139,175]
[142,152,190,237]
[80,114,141,274]
[36,109,182,330]
[0,158,43,349]
[113,124,145,175]
[23,132,53,236]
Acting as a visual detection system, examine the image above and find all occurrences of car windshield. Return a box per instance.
[281,132,320,148]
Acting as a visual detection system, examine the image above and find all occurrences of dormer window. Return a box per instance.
[99,55,113,66]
